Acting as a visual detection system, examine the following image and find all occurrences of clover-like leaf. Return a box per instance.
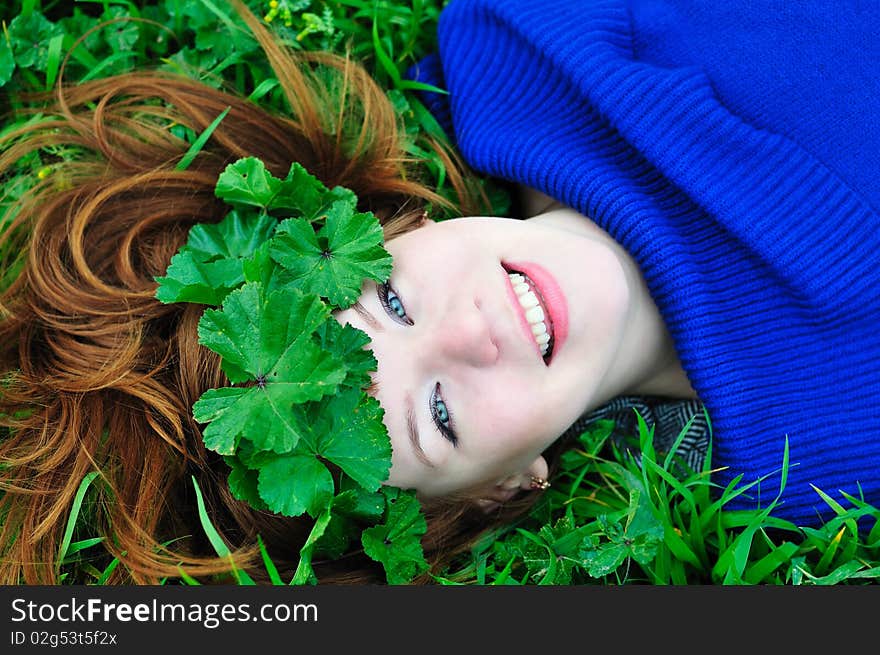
[8,12,63,71]
[269,201,392,307]
[0,33,15,87]
[313,483,387,560]
[102,6,140,53]
[316,393,390,491]
[215,157,283,209]
[154,154,421,580]
[193,282,346,454]
[268,161,333,218]
[579,536,629,578]
[578,490,663,577]
[241,240,296,297]
[312,318,376,391]
[257,454,334,518]
[242,390,389,519]
[361,487,429,584]
[224,455,268,511]
[155,209,277,305]
[517,514,585,584]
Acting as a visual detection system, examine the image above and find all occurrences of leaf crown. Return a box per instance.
[155,157,428,584]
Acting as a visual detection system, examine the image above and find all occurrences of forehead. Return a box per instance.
[385,216,511,262]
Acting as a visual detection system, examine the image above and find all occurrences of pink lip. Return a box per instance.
[502,260,569,364]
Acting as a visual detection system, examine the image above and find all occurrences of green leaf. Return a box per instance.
[101,6,140,53]
[258,454,334,518]
[193,283,346,454]
[241,240,296,296]
[198,282,328,383]
[513,514,590,584]
[578,490,664,579]
[60,537,105,562]
[154,209,277,305]
[267,161,336,218]
[291,505,334,585]
[362,488,429,584]
[8,12,64,71]
[334,480,386,522]
[579,537,629,578]
[215,157,283,209]
[248,388,390,517]
[312,318,376,392]
[154,251,245,306]
[316,393,391,491]
[312,484,387,560]
[0,35,15,87]
[370,11,401,87]
[188,210,277,262]
[270,201,393,308]
[224,455,267,510]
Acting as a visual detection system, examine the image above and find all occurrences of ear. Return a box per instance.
[474,455,550,514]
[516,455,549,491]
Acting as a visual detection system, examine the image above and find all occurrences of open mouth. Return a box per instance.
[502,264,555,364]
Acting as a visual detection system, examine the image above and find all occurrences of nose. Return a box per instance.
[428,297,499,366]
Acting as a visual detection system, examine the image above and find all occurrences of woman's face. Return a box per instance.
[333,209,635,500]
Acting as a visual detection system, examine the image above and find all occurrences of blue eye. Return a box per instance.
[435,399,449,423]
[430,382,458,448]
[388,291,406,318]
[378,282,413,326]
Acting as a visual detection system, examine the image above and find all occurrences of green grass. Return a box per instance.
[56,416,880,585]
[437,420,880,585]
[2,0,878,585]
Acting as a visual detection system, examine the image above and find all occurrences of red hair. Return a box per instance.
[0,0,538,584]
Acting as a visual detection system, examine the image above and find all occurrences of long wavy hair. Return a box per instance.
[0,0,541,584]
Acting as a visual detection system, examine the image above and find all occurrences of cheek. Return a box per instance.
[472,379,554,457]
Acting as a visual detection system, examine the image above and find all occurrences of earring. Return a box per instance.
[529,475,550,490]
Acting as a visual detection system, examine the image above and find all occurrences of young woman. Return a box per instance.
[333,201,698,508]
[1,0,877,585]
[0,0,500,584]
[382,0,880,528]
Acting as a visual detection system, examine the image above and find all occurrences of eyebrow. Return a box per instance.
[355,298,433,468]
[352,300,384,332]
[405,392,435,469]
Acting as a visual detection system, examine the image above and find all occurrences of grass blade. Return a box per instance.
[44,34,64,90]
[57,471,100,572]
[176,106,230,171]
[257,534,283,585]
[191,475,256,585]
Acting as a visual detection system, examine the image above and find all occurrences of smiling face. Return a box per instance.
[333,208,649,500]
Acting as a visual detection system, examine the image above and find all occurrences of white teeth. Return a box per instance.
[517,290,539,309]
[508,271,552,357]
[524,305,544,324]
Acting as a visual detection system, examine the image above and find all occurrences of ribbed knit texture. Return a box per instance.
[423,0,880,527]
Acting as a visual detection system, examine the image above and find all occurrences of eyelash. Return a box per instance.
[377,281,459,448]
[430,382,458,448]
[377,281,413,326]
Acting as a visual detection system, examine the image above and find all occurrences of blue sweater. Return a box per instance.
[414,0,880,528]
